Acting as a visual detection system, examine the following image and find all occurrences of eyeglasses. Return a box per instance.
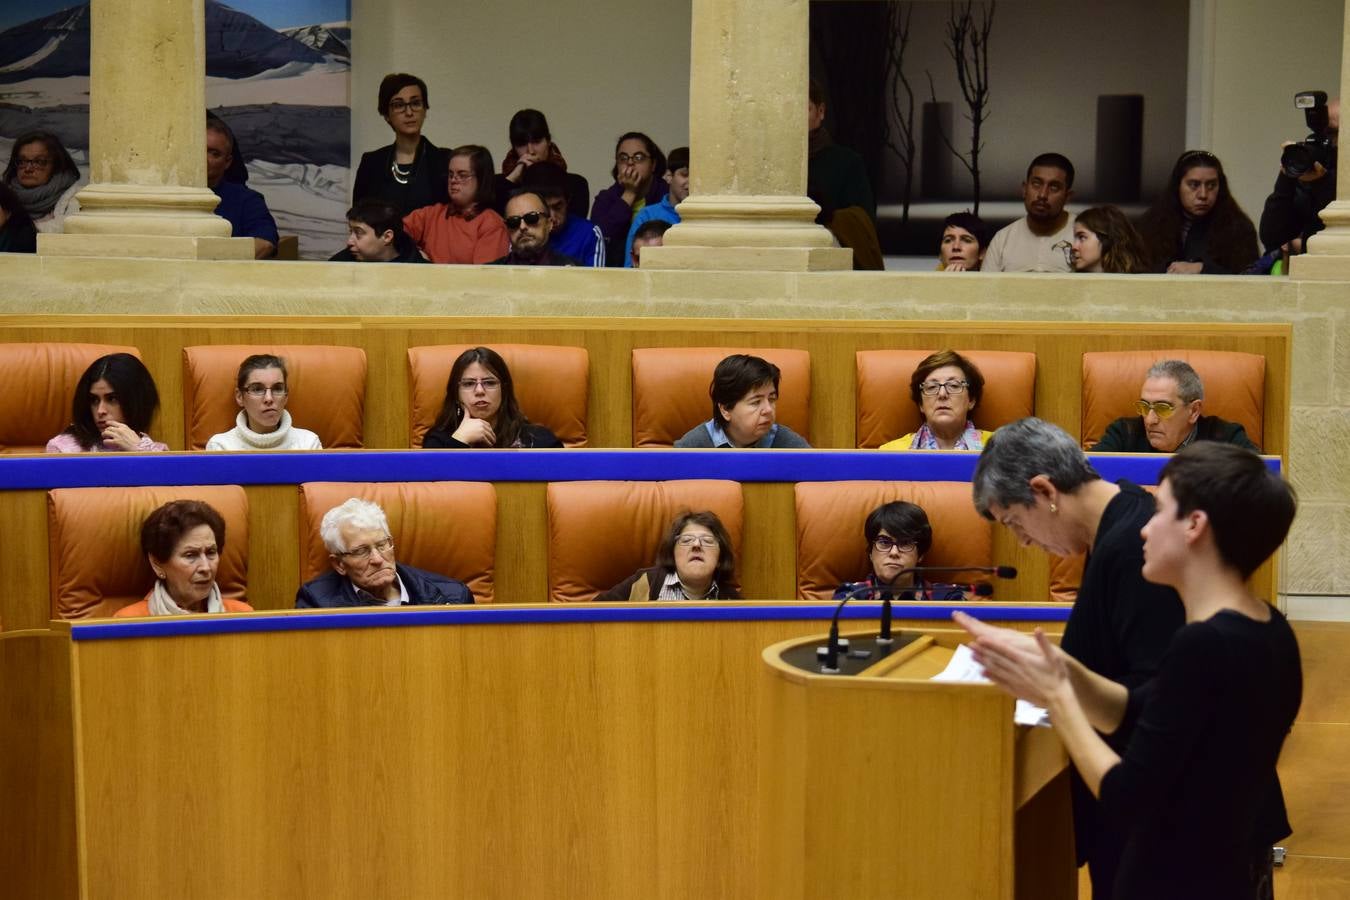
[872,537,919,554]
[458,378,501,391]
[919,380,969,396]
[504,211,547,230]
[1135,400,1179,419]
[339,538,394,561]
[676,534,718,548]
[616,152,650,165]
[387,99,425,114]
[448,170,476,182]
[243,385,288,399]
[17,157,52,170]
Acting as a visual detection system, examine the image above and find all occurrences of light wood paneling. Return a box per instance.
[0,490,51,630]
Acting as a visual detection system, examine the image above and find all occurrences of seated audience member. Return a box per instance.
[1072,205,1148,273]
[403,145,507,264]
[596,510,740,601]
[1137,150,1258,274]
[881,350,991,451]
[807,79,876,223]
[832,501,970,601]
[0,181,38,252]
[206,114,278,259]
[524,162,605,266]
[422,346,562,448]
[1093,359,1259,453]
[352,73,450,217]
[296,498,474,608]
[983,153,1076,272]
[629,219,671,268]
[674,354,811,448]
[330,198,427,263]
[592,132,667,266]
[206,354,323,451]
[489,190,577,266]
[2,129,83,233]
[47,354,168,453]
[937,211,990,272]
[957,442,1299,899]
[499,109,589,217]
[623,145,688,267]
[116,500,253,617]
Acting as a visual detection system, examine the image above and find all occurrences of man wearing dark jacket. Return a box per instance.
[296,498,473,608]
[1093,359,1259,453]
[489,189,579,266]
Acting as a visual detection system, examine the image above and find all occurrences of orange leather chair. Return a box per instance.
[0,342,144,453]
[855,350,1037,448]
[298,481,498,604]
[407,344,589,448]
[47,485,249,619]
[183,345,368,450]
[1081,350,1265,450]
[795,481,994,601]
[546,480,744,602]
[631,347,811,447]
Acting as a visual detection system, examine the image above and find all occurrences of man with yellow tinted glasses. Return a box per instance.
[1093,359,1260,453]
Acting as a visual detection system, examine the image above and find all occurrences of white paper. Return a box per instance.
[931,644,1051,727]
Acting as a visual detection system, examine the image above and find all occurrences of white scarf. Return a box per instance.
[148,579,225,616]
[231,409,294,449]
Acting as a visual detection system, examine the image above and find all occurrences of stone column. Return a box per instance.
[39,0,251,259]
[642,0,852,272]
[1287,8,1350,278]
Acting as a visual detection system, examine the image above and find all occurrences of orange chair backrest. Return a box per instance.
[298,481,498,604]
[795,481,993,600]
[47,485,249,619]
[407,344,589,447]
[1081,350,1265,449]
[855,350,1036,448]
[631,347,811,447]
[0,342,143,453]
[546,480,744,601]
[183,345,367,449]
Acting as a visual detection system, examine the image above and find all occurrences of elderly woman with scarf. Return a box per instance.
[115,500,254,617]
[2,129,83,233]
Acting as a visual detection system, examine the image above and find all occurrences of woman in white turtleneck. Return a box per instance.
[205,353,322,451]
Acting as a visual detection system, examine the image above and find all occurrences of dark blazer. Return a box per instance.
[352,137,450,217]
[422,422,562,449]
[1093,414,1259,453]
[295,562,474,608]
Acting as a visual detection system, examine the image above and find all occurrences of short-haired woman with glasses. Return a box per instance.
[596,510,740,602]
[352,72,450,216]
[403,144,508,264]
[47,353,169,453]
[205,354,322,451]
[422,346,562,448]
[835,501,931,599]
[881,350,990,450]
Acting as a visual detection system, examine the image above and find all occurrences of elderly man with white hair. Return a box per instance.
[295,497,474,608]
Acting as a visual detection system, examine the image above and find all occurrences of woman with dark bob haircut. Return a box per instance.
[591,131,668,266]
[115,499,254,617]
[597,510,740,601]
[1135,150,1258,274]
[881,349,990,451]
[958,441,1299,899]
[402,144,508,264]
[423,346,562,448]
[834,501,932,599]
[46,353,168,453]
[352,72,450,216]
[675,354,811,448]
[2,129,83,233]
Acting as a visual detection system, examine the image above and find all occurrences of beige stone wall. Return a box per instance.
[0,256,1342,603]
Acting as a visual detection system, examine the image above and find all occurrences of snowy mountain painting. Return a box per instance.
[0,0,351,259]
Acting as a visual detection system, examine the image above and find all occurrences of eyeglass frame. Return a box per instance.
[918,379,969,397]
[615,152,651,166]
[387,98,425,114]
[676,533,719,548]
[504,211,548,231]
[241,384,288,399]
[870,536,919,555]
[448,170,477,182]
[336,537,395,561]
[1135,399,1186,419]
[458,377,501,392]
[16,157,52,170]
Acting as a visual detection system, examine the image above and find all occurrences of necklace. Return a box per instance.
[391,159,412,185]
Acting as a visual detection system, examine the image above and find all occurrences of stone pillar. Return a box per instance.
[39,0,251,260]
[641,0,852,272]
[1287,7,1350,278]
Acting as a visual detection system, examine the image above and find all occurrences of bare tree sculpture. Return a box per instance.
[881,2,917,225]
[926,0,996,213]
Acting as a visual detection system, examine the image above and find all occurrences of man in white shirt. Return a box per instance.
[983,153,1076,272]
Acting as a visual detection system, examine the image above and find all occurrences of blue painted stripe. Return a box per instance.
[0,450,1281,490]
[68,602,1072,641]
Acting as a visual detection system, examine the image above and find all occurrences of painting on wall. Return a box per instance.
[0,0,351,259]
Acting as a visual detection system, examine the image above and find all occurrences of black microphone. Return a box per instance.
[821,578,907,673]
[877,565,1017,642]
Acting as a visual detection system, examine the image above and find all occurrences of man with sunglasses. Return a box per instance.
[1094,359,1260,453]
[489,189,579,267]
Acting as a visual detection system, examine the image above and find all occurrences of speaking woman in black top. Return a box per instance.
[959,443,1300,900]
[352,73,449,216]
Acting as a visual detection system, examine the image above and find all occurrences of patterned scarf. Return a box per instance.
[6,169,77,218]
[909,420,984,450]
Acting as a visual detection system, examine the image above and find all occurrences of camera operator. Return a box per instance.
[1259,92,1338,260]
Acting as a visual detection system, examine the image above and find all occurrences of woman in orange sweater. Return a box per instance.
[402,145,508,265]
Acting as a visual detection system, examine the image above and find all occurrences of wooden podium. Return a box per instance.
[758,627,1076,900]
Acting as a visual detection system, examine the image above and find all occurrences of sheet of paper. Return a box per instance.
[931,644,1051,727]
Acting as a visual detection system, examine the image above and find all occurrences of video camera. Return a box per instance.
[1280,90,1336,178]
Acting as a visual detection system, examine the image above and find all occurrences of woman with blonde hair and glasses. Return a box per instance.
[881,350,991,451]
[596,510,740,602]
